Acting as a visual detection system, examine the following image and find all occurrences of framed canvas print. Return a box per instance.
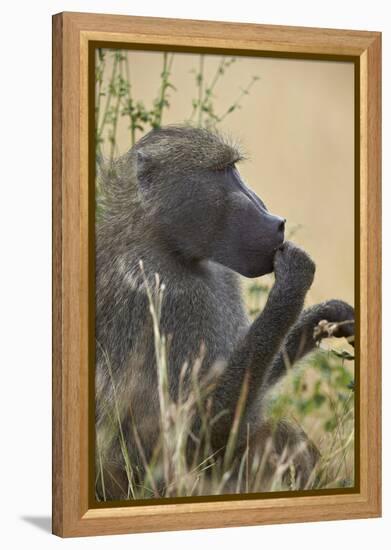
[52,12,381,537]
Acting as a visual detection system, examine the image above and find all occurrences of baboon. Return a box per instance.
[95,125,354,500]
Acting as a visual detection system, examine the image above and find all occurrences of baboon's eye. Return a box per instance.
[214,162,235,172]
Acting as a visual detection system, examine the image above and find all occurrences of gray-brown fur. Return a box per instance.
[95,125,354,500]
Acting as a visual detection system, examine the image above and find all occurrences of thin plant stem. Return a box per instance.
[153,53,175,128]
[109,58,124,163]
[207,57,226,96]
[219,76,259,122]
[140,262,171,488]
[97,52,119,140]
[123,53,137,147]
[95,49,106,136]
[197,54,205,127]
[97,446,107,501]
[97,341,136,499]
[223,369,250,471]
[156,52,168,128]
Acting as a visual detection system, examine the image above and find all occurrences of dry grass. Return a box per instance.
[95,267,355,501]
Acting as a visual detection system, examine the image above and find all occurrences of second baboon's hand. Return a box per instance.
[273,241,316,293]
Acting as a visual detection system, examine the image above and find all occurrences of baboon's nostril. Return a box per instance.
[279,218,286,232]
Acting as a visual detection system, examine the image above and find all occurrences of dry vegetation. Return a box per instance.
[95,269,355,501]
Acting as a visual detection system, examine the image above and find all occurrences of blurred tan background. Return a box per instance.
[98,50,355,307]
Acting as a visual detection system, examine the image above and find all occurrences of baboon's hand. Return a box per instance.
[273,241,315,293]
[313,299,355,346]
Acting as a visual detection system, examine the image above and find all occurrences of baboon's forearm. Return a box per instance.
[210,283,306,446]
[236,284,306,382]
[265,299,355,388]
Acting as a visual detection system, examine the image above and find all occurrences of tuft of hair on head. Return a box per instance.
[134,124,246,174]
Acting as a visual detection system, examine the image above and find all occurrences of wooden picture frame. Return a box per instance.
[52,11,381,537]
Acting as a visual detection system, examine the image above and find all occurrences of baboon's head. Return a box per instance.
[134,125,285,278]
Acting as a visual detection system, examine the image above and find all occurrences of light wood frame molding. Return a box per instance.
[52,11,381,537]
